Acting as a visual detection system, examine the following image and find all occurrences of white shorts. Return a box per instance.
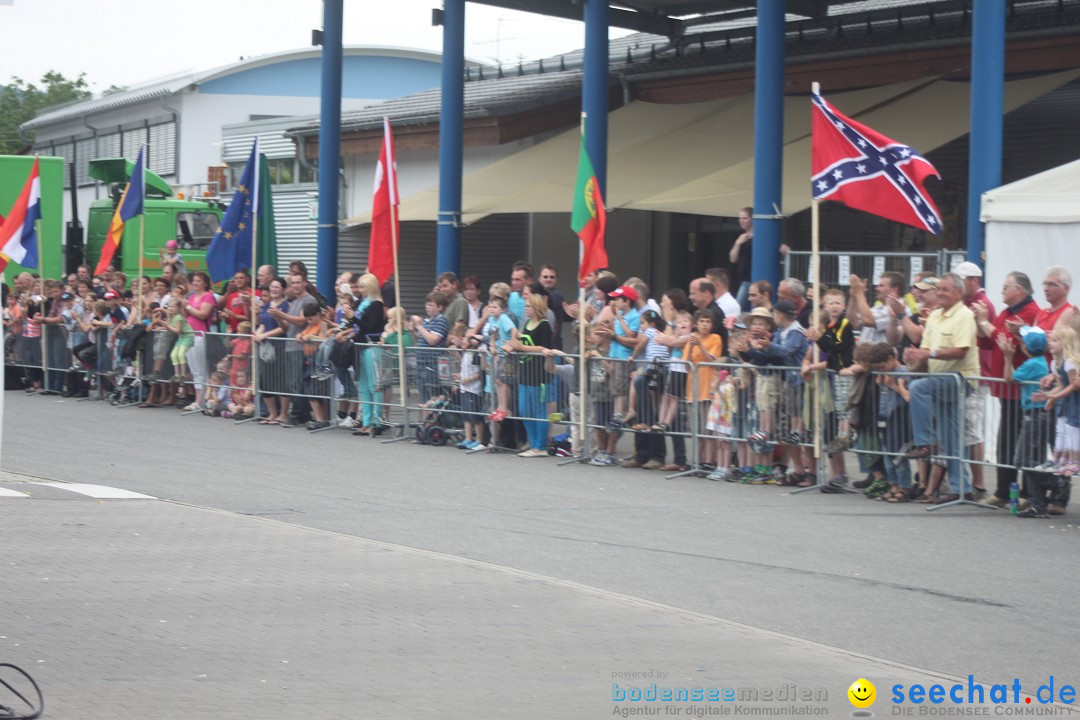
[963,386,986,446]
[1055,416,1080,453]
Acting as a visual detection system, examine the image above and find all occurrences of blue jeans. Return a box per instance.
[909,374,967,493]
[358,347,385,427]
[736,281,751,313]
[518,383,548,450]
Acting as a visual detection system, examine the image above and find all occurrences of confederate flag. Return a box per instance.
[811,90,942,234]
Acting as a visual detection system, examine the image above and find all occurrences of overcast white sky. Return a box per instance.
[0,0,634,92]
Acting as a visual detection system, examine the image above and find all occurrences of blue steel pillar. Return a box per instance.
[436,0,466,278]
[583,0,609,194]
[316,0,343,299]
[966,1,1005,268]
[751,2,785,291]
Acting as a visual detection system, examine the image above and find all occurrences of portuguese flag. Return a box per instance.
[570,132,607,282]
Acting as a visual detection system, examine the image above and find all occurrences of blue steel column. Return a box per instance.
[436,0,466,277]
[751,2,785,291]
[316,0,343,299]
[583,0,609,194]
[966,1,1005,268]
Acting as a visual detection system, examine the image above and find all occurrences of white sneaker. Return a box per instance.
[338,417,360,429]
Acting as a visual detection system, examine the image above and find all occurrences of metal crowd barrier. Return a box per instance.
[7,319,1066,513]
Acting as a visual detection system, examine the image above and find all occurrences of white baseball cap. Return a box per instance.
[953,261,983,278]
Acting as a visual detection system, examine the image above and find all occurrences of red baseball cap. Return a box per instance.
[608,286,638,303]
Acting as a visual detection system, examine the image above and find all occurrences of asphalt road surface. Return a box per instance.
[2,391,1077,718]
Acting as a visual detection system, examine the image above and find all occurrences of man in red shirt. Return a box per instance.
[218,270,261,334]
[974,271,1040,506]
[955,261,995,496]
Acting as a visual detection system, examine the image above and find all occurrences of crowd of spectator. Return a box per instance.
[4,218,1076,519]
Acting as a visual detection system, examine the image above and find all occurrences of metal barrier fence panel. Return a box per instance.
[783,250,966,289]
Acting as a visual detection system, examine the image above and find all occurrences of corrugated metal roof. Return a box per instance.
[22,74,196,130]
[20,45,448,132]
[288,70,588,137]
[287,0,1080,139]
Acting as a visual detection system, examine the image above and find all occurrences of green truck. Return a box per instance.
[0,155,223,283]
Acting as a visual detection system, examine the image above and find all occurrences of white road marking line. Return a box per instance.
[29,483,157,500]
[0,487,30,498]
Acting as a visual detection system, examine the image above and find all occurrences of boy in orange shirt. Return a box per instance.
[686,310,725,472]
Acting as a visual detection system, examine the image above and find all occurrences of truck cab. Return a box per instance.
[86,158,224,278]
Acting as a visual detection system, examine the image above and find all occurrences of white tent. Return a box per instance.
[981,158,1080,313]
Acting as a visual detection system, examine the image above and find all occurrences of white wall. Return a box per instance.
[986,221,1080,312]
[177,92,376,188]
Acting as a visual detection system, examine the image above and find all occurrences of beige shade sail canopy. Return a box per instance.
[344,69,1080,227]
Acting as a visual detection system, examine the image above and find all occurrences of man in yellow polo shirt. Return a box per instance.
[903,273,980,500]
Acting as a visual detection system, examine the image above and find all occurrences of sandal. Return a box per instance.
[795,474,816,488]
[905,445,937,459]
[885,490,910,503]
[914,494,935,503]
[650,423,669,433]
[182,403,201,412]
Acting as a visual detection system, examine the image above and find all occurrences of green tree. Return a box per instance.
[0,70,92,154]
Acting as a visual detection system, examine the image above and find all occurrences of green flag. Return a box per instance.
[257,153,278,272]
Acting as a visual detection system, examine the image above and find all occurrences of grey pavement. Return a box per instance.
[2,392,1080,718]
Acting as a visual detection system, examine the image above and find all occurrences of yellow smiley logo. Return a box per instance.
[848,678,876,709]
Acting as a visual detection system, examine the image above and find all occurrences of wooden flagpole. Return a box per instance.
[577,113,589,461]
[249,139,261,421]
[134,144,148,392]
[37,156,47,392]
[384,120,407,435]
[392,201,406,434]
[810,82,824,469]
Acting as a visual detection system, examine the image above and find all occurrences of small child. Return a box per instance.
[203,370,230,416]
[147,303,173,380]
[485,295,518,424]
[586,328,619,466]
[653,311,694,433]
[804,288,856,480]
[704,369,738,481]
[863,342,913,502]
[604,286,641,428]
[229,320,253,386]
[626,309,670,430]
[166,298,194,383]
[724,321,756,480]
[225,367,256,419]
[999,326,1053,518]
[449,322,484,450]
[1032,324,1080,476]
[731,307,780,480]
[685,309,725,472]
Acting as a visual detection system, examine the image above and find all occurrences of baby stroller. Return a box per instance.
[414,389,465,446]
[106,326,149,405]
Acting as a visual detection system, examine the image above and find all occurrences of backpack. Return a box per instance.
[846,372,876,431]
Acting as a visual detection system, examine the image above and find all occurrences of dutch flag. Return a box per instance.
[0,156,42,269]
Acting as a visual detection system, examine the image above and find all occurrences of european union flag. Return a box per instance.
[207,139,260,283]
